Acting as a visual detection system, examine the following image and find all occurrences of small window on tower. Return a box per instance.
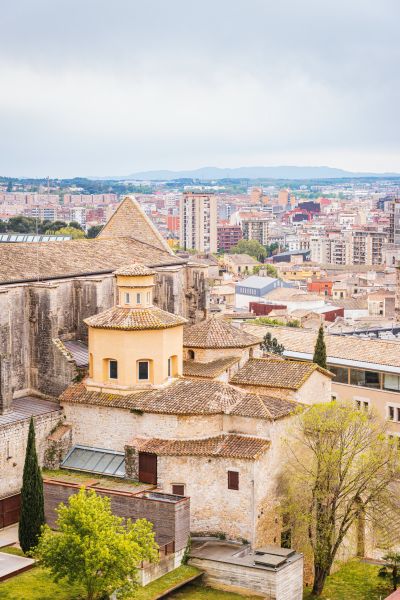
[136,293,141,304]
[138,361,149,381]
[109,360,118,380]
[228,470,239,490]
[125,292,130,304]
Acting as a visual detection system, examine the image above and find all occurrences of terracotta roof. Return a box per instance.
[230,358,331,390]
[244,324,400,370]
[84,306,187,330]
[130,434,270,459]
[0,237,185,285]
[183,356,241,378]
[183,317,261,349]
[114,263,155,277]
[98,197,173,255]
[60,380,297,420]
[226,254,258,265]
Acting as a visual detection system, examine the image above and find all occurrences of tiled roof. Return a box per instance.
[230,358,331,390]
[183,356,241,378]
[60,380,297,420]
[226,254,258,265]
[0,237,185,285]
[130,434,270,459]
[114,263,155,277]
[183,317,261,349]
[244,324,400,370]
[98,197,173,255]
[84,306,187,330]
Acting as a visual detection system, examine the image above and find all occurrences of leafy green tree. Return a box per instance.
[313,324,327,369]
[45,220,68,232]
[253,264,278,277]
[266,242,279,257]
[230,239,267,262]
[0,220,7,233]
[379,551,400,591]
[6,179,13,192]
[280,402,400,597]
[261,332,285,355]
[69,220,84,231]
[18,418,45,553]
[7,215,37,233]
[46,226,85,239]
[35,488,159,600]
[87,224,104,238]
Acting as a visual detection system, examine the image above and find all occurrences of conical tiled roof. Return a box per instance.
[183,317,261,349]
[84,306,187,331]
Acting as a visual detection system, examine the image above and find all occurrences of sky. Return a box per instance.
[1,0,400,177]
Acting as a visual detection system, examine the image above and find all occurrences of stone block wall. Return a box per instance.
[0,410,63,497]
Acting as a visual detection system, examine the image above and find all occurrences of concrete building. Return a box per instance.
[242,215,270,246]
[179,192,217,253]
[235,275,293,309]
[217,224,243,251]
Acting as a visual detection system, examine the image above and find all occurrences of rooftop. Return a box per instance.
[60,380,297,420]
[0,396,61,428]
[183,356,240,378]
[226,254,258,265]
[230,357,332,390]
[244,324,400,372]
[130,434,270,459]
[84,306,187,331]
[236,275,278,289]
[183,317,261,349]
[114,263,155,277]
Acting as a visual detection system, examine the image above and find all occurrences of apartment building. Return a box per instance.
[217,224,242,251]
[179,191,217,253]
[351,229,387,265]
[242,215,270,246]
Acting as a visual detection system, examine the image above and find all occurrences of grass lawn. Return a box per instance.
[303,559,393,600]
[0,564,85,600]
[169,583,261,599]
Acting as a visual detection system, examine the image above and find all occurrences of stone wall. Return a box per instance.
[0,410,63,497]
[189,553,303,600]
[0,262,207,412]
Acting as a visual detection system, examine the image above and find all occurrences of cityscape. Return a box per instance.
[1,2,400,600]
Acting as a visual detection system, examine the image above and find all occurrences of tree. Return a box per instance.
[379,551,400,591]
[253,264,278,277]
[313,325,327,369]
[7,215,37,233]
[46,226,85,239]
[230,239,267,262]
[6,179,13,192]
[35,488,159,600]
[261,332,285,355]
[280,402,400,597]
[87,224,104,238]
[19,418,45,553]
[69,220,84,231]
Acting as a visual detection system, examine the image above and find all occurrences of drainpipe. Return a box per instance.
[251,462,256,547]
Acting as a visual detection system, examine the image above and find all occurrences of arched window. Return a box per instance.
[188,349,195,360]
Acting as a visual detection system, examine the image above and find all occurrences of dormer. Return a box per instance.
[115,264,155,308]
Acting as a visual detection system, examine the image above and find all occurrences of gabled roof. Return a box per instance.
[183,356,241,378]
[130,434,270,459]
[183,317,261,349]
[0,237,185,285]
[99,196,173,255]
[60,380,298,420]
[230,358,332,390]
[84,306,187,331]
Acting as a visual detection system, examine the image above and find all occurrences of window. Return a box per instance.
[388,405,400,422]
[172,484,185,496]
[228,470,239,490]
[136,293,141,304]
[124,292,130,304]
[138,361,149,381]
[356,399,369,411]
[109,360,118,380]
[188,349,195,360]
[328,365,349,384]
[384,374,400,392]
[350,369,380,389]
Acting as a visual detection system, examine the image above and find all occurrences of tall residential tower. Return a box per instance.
[179,192,217,253]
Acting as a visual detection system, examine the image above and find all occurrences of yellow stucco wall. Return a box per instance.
[87,325,183,391]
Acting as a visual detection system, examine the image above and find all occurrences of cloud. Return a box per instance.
[1,0,400,176]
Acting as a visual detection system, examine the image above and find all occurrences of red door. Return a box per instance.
[138,452,157,485]
[0,494,21,528]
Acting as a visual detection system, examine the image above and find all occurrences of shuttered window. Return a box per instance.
[228,471,239,490]
[172,484,185,496]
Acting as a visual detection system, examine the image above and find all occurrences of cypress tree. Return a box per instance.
[19,417,45,553]
[313,324,327,370]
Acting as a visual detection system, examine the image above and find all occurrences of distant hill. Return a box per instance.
[113,165,400,181]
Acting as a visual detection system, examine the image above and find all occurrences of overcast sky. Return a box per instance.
[1,0,400,177]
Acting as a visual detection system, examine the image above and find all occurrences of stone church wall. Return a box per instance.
[0,262,207,411]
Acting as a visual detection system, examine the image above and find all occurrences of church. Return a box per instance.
[57,263,332,544]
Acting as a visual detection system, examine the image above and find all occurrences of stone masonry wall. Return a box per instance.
[0,410,63,497]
